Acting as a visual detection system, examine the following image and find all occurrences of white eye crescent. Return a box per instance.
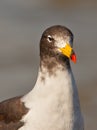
[47,35,53,42]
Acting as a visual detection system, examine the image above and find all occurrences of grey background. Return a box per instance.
[0,0,97,130]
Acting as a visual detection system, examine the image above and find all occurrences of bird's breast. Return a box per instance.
[20,69,83,130]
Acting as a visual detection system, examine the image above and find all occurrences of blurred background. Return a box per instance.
[0,0,97,129]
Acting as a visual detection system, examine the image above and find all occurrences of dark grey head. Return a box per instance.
[39,25,76,73]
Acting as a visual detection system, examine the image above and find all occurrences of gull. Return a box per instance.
[0,25,84,130]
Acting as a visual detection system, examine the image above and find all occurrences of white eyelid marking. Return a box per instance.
[47,35,52,42]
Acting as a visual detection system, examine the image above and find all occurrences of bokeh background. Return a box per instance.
[0,0,97,130]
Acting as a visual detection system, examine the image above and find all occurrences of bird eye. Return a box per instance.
[47,35,53,42]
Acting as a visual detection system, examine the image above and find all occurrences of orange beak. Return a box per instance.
[59,43,77,63]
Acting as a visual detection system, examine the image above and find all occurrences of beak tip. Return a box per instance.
[71,53,77,63]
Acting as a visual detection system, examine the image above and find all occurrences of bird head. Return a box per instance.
[40,25,76,63]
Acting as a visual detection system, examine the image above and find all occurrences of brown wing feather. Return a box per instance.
[0,96,28,130]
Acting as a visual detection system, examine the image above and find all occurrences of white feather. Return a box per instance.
[19,66,84,130]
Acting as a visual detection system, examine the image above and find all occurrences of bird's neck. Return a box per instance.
[21,58,82,130]
[40,55,70,75]
[26,56,79,100]
[33,57,79,101]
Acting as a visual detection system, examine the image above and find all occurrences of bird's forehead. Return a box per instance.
[53,35,69,48]
[46,29,72,42]
[53,33,70,41]
[52,33,73,48]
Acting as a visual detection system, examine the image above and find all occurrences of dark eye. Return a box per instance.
[47,35,53,42]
